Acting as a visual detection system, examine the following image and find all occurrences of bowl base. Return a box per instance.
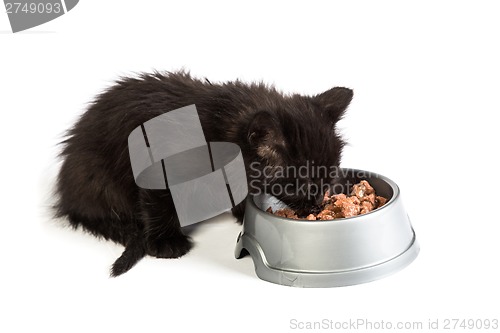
[235,231,420,288]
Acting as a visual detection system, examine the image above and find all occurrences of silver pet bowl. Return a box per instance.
[235,169,419,287]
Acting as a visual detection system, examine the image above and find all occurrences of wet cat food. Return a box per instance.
[266,180,388,221]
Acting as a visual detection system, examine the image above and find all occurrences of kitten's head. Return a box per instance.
[246,87,353,212]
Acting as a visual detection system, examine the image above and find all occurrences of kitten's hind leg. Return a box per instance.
[139,189,193,259]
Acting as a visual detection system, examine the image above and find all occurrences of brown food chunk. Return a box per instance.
[317,210,335,220]
[268,207,298,219]
[375,196,387,208]
[333,193,347,201]
[333,194,360,217]
[266,180,388,221]
[323,203,336,212]
[362,193,376,205]
[276,208,298,219]
[351,180,375,199]
[360,201,374,214]
[322,190,332,204]
[336,195,361,218]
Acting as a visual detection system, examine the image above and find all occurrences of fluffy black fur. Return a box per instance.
[55,71,353,276]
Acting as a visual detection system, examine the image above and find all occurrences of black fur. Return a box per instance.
[55,70,353,276]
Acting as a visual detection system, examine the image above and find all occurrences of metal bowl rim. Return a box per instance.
[249,168,400,224]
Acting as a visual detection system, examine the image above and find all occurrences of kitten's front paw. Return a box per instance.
[146,234,193,259]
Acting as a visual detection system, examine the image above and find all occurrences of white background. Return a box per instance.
[1,1,499,332]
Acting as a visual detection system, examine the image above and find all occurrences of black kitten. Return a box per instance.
[55,71,353,276]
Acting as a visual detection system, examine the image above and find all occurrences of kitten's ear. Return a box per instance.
[314,87,353,122]
[247,111,285,163]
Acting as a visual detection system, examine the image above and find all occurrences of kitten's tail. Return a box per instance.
[110,235,146,277]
